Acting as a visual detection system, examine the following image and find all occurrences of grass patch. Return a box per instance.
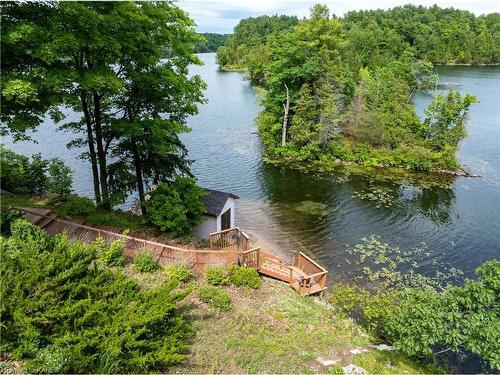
[83,210,140,230]
[198,285,231,311]
[353,350,444,374]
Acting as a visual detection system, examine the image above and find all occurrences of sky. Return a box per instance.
[179,0,499,33]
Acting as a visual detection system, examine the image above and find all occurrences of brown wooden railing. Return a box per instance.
[15,207,329,296]
[15,207,238,271]
[208,227,250,252]
[208,227,240,249]
[290,252,328,295]
[241,247,260,269]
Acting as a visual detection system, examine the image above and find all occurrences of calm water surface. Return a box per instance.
[4,54,500,285]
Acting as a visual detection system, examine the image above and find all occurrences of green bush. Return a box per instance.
[0,207,22,235]
[0,146,74,196]
[46,158,73,196]
[59,196,95,217]
[164,264,195,284]
[327,283,370,317]
[228,265,261,289]
[95,236,126,267]
[0,219,190,372]
[133,251,158,273]
[145,176,207,237]
[198,285,231,311]
[0,147,48,195]
[205,265,230,286]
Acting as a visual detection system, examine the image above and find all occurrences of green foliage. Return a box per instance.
[164,264,195,284]
[328,261,500,371]
[228,265,261,289]
[58,196,95,217]
[0,146,46,195]
[382,261,500,370]
[133,252,158,273]
[0,147,73,196]
[220,5,483,172]
[205,265,230,286]
[423,91,479,150]
[2,2,206,208]
[46,158,73,196]
[0,207,22,235]
[145,177,207,237]
[216,14,298,70]
[344,5,500,65]
[95,236,126,267]
[195,33,230,53]
[0,219,190,372]
[83,210,138,230]
[198,285,231,311]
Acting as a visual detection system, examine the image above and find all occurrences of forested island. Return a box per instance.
[217,5,500,173]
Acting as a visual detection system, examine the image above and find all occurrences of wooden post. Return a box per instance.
[281,84,290,146]
[256,248,260,269]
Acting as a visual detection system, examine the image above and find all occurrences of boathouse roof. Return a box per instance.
[203,189,239,217]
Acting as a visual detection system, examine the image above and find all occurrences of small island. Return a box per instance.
[216,5,500,174]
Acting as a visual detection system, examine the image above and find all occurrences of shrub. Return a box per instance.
[0,147,73,196]
[0,147,48,195]
[198,285,231,311]
[59,196,95,217]
[133,251,158,273]
[205,265,230,286]
[1,219,190,372]
[96,236,126,267]
[164,264,195,284]
[46,158,73,196]
[327,283,369,318]
[145,176,207,237]
[228,265,261,289]
[0,207,22,235]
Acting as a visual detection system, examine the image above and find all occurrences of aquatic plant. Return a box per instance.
[346,235,464,291]
[351,185,395,208]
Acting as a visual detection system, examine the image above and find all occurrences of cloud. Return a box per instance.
[179,0,500,33]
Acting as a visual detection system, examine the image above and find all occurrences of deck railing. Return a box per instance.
[208,227,250,252]
[291,252,328,295]
[208,227,240,249]
[15,207,238,271]
[241,247,260,269]
[16,207,329,296]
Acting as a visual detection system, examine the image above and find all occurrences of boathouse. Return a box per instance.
[193,189,239,239]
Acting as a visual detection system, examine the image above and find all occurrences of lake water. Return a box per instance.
[4,54,500,285]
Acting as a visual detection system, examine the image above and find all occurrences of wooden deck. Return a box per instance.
[209,228,328,296]
[12,207,328,296]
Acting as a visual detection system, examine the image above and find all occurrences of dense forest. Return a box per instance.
[195,32,230,53]
[216,5,499,172]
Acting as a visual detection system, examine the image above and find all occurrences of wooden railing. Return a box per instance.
[208,227,250,252]
[241,247,260,269]
[16,206,329,296]
[290,252,328,295]
[208,227,240,249]
[15,207,238,270]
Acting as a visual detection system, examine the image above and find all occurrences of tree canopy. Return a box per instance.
[217,4,486,171]
[1,1,206,210]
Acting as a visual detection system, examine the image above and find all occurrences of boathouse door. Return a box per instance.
[221,208,231,230]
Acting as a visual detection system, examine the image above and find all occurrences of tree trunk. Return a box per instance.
[93,91,110,209]
[132,140,147,216]
[281,84,290,146]
[80,92,101,204]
